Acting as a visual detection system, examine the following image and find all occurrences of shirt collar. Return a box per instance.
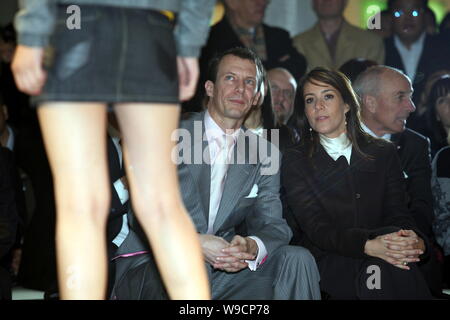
[204,110,241,143]
[319,132,353,164]
[361,122,392,141]
[394,31,426,52]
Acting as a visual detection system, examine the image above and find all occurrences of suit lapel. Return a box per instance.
[213,132,257,233]
[183,113,211,224]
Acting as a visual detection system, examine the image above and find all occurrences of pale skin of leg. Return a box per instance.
[114,103,210,299]
[12,44,210,299]
[37,103,110,299]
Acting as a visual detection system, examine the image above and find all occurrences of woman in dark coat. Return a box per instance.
[281,68,432,299]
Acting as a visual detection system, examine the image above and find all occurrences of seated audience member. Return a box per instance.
[111,48,321,300]
[354,66,443,297]
[281,68,432,299]
[384,0,450,130]
[293,0,384,72]
[415,70,450,120]
[267,68,297,127]
[431,143,450,289]
[339,58,378,84]
[244,70,299,152]
[184,0,308,113]
[0,147,19,300]
[420,75,450,157]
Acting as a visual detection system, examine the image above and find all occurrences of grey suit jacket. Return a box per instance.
[177,112,292,255]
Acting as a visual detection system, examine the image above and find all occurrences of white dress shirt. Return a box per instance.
[361,122,392,141]
[110,135,130,248]
[319,132,353,165]
[394,32,426,82]
[204,111,268,271]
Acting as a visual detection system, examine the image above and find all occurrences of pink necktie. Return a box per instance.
[207,134,235,234]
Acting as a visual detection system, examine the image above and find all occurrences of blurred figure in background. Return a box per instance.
[384,0,450,130]
[421,75,450,157]
[293,0,384,71]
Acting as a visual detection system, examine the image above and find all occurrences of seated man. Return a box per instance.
[293,0,384,71]
[354,65,442,297]
[267,68,297,127]
[111,47,321,300]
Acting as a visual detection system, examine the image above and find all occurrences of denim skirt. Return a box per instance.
[34,5,179,105]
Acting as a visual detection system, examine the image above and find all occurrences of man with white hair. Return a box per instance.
[354,65,442,297]
[267,68,297,127]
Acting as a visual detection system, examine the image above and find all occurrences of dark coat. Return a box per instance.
[391,129,434,238]
[183,17,308,113]
[201,17,307,80]
[281,138,431,298]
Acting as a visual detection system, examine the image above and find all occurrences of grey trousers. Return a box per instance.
[211,245,321,300]
[112,244,321,300]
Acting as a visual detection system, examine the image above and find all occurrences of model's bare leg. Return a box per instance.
[37,103,110,299]
[115,103,210,300]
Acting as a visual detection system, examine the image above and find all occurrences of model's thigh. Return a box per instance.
[37,102,109,204]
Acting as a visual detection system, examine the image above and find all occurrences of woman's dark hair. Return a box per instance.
[426,75,450,148]
[295,67,373,158]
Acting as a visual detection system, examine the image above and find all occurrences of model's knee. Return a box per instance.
[132,194,183,223]
[57,191,111,226]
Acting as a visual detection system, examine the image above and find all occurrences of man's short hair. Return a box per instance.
[206,47,264,89]
[353,65,407,99]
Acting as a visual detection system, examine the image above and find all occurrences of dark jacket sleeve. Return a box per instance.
[0,149,18,259]
[281,148,372,259]
[377,143,431,257]
[405,137,434,238]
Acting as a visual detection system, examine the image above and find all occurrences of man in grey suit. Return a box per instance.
[111,47,321,300]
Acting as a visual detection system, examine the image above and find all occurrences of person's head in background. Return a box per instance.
[223,0,270,29]
[416,69,450,117]
[353,66,415,137]
[388,0,428,48]
[267,68,297,126]
[339,58,378,84]
[426,75,450,151]
[0,23,16,64]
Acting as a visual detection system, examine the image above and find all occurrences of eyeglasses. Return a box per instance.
[271,85,294,100]
[393,9,422,18]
